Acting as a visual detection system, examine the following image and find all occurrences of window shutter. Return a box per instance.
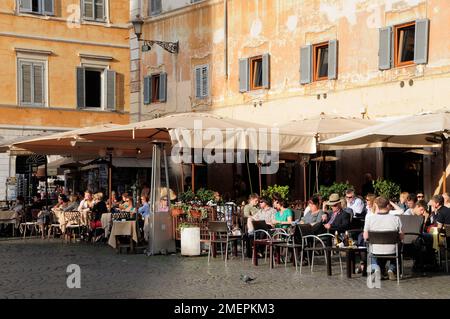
[262,53,270,89]
[300,45,312,84]
[379,26,392,70]
[76,67,85,108]
[21,63,32,104]
[159,72,167,103]
[143,76,151,105]
[195,67,201,98]
[106,70,116,110]
[328,40,338,80]
[33,64,44,104]
[95,0,105,20]
[202,65,209,97]
[19,0,32,12]
[43,0,54,15]
[238,58,249,93]
[414,19,429,65]
[83,0,94,19]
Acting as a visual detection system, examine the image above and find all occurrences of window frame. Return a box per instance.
[17,58,46,107]
[249,55,263,91]
[82,0,106,22]
[312,42,329,82]
[78,64,111,110]
[394,21,416,68]
[150,0,162,16]
[151,74,161,103]
[18,0,54,16]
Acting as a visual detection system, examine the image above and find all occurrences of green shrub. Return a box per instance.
[372,178,401,201]
[319,182,354,200]
[261,185,289,200]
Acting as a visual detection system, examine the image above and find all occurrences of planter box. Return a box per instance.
[180,227,201,256]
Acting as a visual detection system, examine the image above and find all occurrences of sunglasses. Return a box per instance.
[346,196,353,199]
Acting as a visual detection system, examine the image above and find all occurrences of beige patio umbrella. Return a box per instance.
[320,109,449,191]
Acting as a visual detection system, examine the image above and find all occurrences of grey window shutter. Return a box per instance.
[262,53,270,89]
[33,64,44,104]
[238,58,249,92]
[76,67,85,108]
[379,26,392,70]
[414,19,429,65]
[202,65,209,97]
[328,39,338,80]
[159,72,167,103]
[95,0,105,20]
[20,0,32,12]
[83,0,94,19]
[195,67,201,98]
[106,70,116,110]
[21,63,32,104]
[151,0,161,15]
[300,45,312,84]
[143,76,151,105]
[43,0,54,14]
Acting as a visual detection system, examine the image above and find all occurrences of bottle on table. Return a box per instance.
[334,230,340,247]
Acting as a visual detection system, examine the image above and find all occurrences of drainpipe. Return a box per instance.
[224,0,228,78]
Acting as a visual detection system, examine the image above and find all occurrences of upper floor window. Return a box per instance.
[82,0,106,21]
[18,0,54,15]
[18,59,46,107]
[379,19,429,70]
[300,40,338,84]
[150,0,162,16]
[191,0,203,3]
[143,73,167,104]
[239,54,270,93]
[194,65,209,99]
[77,66,116,110]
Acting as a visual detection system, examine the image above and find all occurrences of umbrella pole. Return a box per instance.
[45,161,48,210]
[191,163,195,192]
[303,162,307,202]
[246,152,253,194]
[443,137,447,193]
[108,153,112,208]
[180,163,184,193]
[258,162,262,195]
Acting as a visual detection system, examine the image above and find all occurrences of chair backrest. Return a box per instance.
[252,220,270,232]
[64,211,81,224]
[443,225,450,238]
[399,215,423,244]
[208,221,228,233]
[112,211,131,220]
[367,231,400,245]
[298,223,313,237]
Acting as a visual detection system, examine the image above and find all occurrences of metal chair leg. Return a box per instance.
[207,238,212,264]
[225,242,228,265]
[396,257,400,284]
[293,247,298,272]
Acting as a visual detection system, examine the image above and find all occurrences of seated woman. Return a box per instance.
[123,196,136,217]
[272,197,293,229]
[63,194,80,212]
[89,192,108,241]
[300,195,324,234]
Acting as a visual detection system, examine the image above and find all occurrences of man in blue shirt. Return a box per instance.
[138,195,151,218]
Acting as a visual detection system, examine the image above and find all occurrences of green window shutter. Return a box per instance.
[106,70,116,110]
[328,40,338,80]
[262,53,270,89]
[33,64,44,105]
[19,0,32,12]
[379,26,392,70]
[43,0,54,15]
[95,0,105,20]
[238,58,249,93]
[414,19,429,65]
[159,73,167,103]
[76,67,85,108]
[83,0,94,19]
[300,45,312,84]
[143,76,151,105]
[21,63,32,104]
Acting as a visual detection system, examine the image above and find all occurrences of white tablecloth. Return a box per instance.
[108,220,138,249]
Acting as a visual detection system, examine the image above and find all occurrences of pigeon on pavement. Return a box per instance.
[240,274,256,283]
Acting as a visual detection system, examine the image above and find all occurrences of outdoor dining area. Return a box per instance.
[1,109,450,281]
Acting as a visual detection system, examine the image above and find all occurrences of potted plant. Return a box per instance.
[179,189,195,204]
[196,188,216,206]
[171,202,187,217]
[373,178,401,201]
[188,206,208,220]
[178,222,201,256]
[261,184,290,200]
[319,182,354,200]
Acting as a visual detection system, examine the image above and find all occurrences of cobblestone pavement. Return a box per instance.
[0,238,449,299]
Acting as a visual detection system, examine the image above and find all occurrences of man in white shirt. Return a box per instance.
[403,193,417,215]
[364,196,403,280]
[345,189,365,217]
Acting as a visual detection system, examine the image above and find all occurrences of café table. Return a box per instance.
[108,220,138,253]
[101,213,112,237]
[0,210,19,236]
[325,246,367,278]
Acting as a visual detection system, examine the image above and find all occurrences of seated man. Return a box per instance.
[345,188,365,218]
[403,193,418,215]
[320,193,351,235]
[243,194,260,218]
[246,197,275,234]
[364,196,404,281]
[432,194,450,229]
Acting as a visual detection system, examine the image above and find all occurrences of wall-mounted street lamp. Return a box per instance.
[131,15,179,54]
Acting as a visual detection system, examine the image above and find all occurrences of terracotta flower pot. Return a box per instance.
[171,207,183,217]
[189,209,202,219]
